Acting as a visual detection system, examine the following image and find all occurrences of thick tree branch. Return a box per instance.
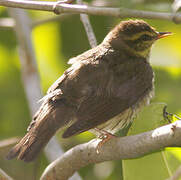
[40,121,181,180]
[8,8,64,163]
[0,0,181,23]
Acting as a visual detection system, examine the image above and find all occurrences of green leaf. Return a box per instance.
[123,103,181,180]
[128,102,168,135]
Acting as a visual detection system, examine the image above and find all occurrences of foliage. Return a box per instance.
[0,1,181,180]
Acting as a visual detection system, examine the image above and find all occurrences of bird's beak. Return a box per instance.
[157,32,172,39]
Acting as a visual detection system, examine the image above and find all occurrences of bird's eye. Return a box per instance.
[139,34,153,41]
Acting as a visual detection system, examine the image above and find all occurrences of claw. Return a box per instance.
[94,128,116,153]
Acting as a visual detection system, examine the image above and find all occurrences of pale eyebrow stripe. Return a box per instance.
[124,31,156,40]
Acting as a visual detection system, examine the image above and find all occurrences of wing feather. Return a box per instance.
[63,60,153,138]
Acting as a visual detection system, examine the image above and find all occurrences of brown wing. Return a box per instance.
[62,59,153,138]
[47,45,104,94]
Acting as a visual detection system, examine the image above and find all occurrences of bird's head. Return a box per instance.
[103,20,171,58]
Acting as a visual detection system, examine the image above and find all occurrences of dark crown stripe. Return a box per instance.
[119,20,155,36]
[123,26,154,36]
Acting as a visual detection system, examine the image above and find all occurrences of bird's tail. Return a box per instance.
[6,101,74,162]
[6,116,57,162]
[6,131,46,162]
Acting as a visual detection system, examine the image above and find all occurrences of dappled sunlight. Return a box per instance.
[0,1,181,180]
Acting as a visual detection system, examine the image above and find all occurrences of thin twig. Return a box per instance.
[41,121,181,180]
[162,151,172,177]
[0,0,181,23]
[77,0,97,48]
[0,137,20,149]
[0,18,15,28]
[167,166,181,180]
[0,137,20,156]
[0,168,13,180]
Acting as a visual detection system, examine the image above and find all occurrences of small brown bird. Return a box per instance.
[7,20,171,162]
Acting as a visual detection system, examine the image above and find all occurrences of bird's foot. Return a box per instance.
[94,128,116,153]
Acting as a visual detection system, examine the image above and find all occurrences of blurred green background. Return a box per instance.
[0,0,181,179]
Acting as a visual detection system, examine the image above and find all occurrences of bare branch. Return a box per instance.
[8,8,63,163]
[0,137,20,156]
[0,137,19,149]
[40,121,181,180]
[0,168,13,180]
[8,9,41,113]
[77,0,97,48]
[8,8,82,180]
[0,0,181,23]
[0,18,15,28]
[0,0,55,11]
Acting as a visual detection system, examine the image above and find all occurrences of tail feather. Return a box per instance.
[7,101,75,162]
[6,122,56,162]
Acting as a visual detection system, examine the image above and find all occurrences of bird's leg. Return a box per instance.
[94,128,117,153]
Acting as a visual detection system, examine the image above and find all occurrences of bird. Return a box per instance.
[7,20,171,162]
